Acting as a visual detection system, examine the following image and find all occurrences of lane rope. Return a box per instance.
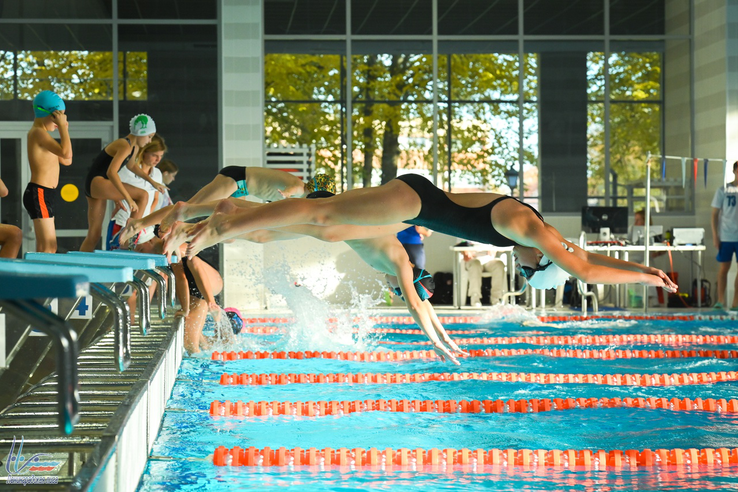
[238,314,737,325]
[212,445,738,468]
[377,334,738,346]
[218,370,737,386]
[209,396,738,418]
[212,348,738,362]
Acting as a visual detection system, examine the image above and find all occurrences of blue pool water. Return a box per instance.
[137,310,738,491]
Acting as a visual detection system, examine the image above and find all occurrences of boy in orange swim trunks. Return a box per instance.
[24,90,73,253]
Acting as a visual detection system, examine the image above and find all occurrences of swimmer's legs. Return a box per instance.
[188,180,421,254]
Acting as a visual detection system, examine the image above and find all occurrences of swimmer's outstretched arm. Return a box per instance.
[424,301,468,357]
[500,214,677,292]
[392,260,461,365]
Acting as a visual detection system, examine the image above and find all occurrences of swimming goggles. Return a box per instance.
[518,260,552,280]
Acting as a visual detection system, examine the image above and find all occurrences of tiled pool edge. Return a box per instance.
[72,316,184,492]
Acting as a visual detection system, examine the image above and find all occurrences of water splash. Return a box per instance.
[232,262,384,353]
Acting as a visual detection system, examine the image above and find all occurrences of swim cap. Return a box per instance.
[224,307,244,335]
[306,173,336,195]
[33,90,65,118]
[392,267,435,301]
[129,114,156,136]
[306,190,335,199]
[527,242,573,290]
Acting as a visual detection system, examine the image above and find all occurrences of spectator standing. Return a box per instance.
[711,161,738,310]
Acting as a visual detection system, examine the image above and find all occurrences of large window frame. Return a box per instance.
[265,0,693,215]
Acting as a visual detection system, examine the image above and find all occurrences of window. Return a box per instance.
[2,50,147,101]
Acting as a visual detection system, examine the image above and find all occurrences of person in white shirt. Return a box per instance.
[711,161,738,310]
[107,136,167,249]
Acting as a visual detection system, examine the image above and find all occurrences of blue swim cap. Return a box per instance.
[33,91,65,118]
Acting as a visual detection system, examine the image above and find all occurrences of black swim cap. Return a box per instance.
[306,191,335,199]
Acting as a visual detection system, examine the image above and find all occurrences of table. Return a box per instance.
[583,243,706,308]
[450,244,514,308]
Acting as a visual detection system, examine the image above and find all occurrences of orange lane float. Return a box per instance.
[211,348,738,362]
[213,445,738,469]
[218,370,738,387]
[208,397,738,418]
[237,314,736,328]
[377,334,738,346]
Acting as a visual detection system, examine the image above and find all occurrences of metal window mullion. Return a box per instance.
[518,0,525,200]
[604,0,611,205]
[345,0,353,190]
[112,0,119,137]
[432,0,439,185]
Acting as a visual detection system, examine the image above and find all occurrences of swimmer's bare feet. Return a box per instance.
[163,221,197,260]
[186,199,237,258]
[119,218,144,243]
[160,201,189,235]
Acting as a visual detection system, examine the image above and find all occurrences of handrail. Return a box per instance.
[127,277,151,336]
[89,284,131,371]
[156,266,177,309]
[140,269,168,319]
[578,232,599,314]
[0,299,80,435]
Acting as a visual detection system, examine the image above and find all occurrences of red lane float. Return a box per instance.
[378,334,738,346]
[237,314,736,327]
[209,397,738,418]
[211,348,738,362]
[218,370,738,386]
[213,445,738,468]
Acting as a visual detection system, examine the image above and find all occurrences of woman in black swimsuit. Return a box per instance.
[185,173,678,294]
[80,114,159,252]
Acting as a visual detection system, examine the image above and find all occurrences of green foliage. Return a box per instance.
[587,52,662,198]
[265,52,539,190]
[1,50,147,101]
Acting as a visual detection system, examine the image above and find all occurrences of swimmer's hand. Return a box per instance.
[127,200,139,214]
[50,110,68,127]
[119,218,143,243]
[641,267,678,293]
[208,301,221,322]
[432,341,460,366]
[441,336,470,358]
[153,182,169,194]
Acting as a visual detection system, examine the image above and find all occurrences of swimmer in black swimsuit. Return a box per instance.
[186,173,678,294]
[168,243,230,354]
[80,114,159,252]
[157,193,468,364]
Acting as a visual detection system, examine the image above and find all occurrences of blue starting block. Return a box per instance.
[88,249,178,265]
[26,253,155,336]
[76,250,177,313]
[0,271,89,435]
[2,258,133,373]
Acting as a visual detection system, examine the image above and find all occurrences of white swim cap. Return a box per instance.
[129,114,156,136]
[527,242,573,290]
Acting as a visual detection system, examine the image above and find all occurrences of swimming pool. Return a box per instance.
[137,310,738,491]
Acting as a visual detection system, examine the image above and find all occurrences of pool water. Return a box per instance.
[137,310,738,491]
